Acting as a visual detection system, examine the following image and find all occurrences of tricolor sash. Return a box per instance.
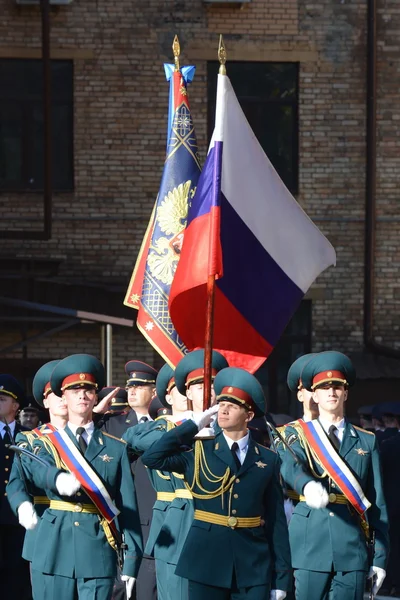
[45,428,120,524]
[297,419,371,517]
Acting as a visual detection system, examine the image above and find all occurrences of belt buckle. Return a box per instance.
[328,493,337,503]
[227,516,238,529]
[74,503,83,513]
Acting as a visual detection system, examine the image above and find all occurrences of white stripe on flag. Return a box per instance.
[213,74,336,293]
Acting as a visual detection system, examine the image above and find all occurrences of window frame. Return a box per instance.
[0,58,74,193]
[207,60,299,195]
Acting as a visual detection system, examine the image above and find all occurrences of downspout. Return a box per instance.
[364,0,400,358]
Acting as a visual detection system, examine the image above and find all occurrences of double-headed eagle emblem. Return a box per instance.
[147,180,195,285]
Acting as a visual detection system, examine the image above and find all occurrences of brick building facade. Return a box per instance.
[0,0,399,416]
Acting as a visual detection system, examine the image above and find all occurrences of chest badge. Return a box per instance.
[255,461,267,468]
[100,454,114,462]
[355,448,368,456]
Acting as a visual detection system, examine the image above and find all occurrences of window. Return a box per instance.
[254,300,312,417]
[0,59,74,192]
[207,61,299,194]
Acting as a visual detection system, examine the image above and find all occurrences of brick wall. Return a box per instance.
[0,0,399,384]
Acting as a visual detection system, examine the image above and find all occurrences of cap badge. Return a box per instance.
[79,373,86,381]
[0,386,3,390]
[131,372,136,378]
[327,371,333,378]
[255,461,267,468]
[227,386,233,393]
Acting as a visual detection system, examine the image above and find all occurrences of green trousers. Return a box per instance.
[188,580,270,600]
[156,560,189,600]
[294,569,366,600]
[31,569,114,600]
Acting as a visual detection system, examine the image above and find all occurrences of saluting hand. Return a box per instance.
[191,404,219,432]
[93,387,121,414]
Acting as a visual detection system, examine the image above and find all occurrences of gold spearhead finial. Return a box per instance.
[173,35,180,72]
[218,34,227,75]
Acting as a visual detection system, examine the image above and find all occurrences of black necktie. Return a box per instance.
[139,416,149,424]
[1,428,12,446]
[328,425,340,452]
[76,427,87,454]
[231,442,241,472]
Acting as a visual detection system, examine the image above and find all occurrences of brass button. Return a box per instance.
[74,521,80,526]
[4,468,8,472]
[5,455,9,459]
[235,478,240,484]
[77,492,82,497]
[74,504,83,513]
[233,494,238,499]
[4,480,8,484]
[227,516,238,528]
[329,512,334,517]
[328,493,337,503]
[4,492,7,497]
[232,509,237,515]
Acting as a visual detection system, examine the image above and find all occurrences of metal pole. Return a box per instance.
[106,324,113,385]
[364,0,377,348]
[40,0,52,240]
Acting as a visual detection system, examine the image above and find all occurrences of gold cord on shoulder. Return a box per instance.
[40,436,65,469]
[184,440,236,500]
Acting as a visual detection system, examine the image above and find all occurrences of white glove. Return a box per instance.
[270,590,287,600]
[284,498,295,525]
[18,501,38,530]
[121,575,136,597]
[55,472,81,496]
[368,566,386,596]
[191,405,219,431]
[303,481,329,509]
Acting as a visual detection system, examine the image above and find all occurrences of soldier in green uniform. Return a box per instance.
[27,354,143,600]
[0,374,31,600]
[123,349,229,600]
[277,354,318,520]
[142,366,291,600]
[286,354,318,423]
[278,351,389,600]
[7,360,68,564]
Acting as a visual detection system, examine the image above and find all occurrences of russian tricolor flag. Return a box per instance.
[169,73,336,372]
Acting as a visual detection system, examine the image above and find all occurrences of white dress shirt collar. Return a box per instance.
[68,421,95,443]
[223,431,250,465]
[136,413,153,423]
[318,416,346,441]
[0,420,16,438]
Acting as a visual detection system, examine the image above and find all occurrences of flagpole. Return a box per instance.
[203,36,227,411]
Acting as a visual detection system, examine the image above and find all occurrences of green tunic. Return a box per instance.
[141,420,291,591]
[29,426,143,579]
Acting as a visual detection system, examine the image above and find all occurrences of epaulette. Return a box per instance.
[256,442,278,456]
[353,425,375,436]
[155,416,176,431]
[103,432,127,444]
